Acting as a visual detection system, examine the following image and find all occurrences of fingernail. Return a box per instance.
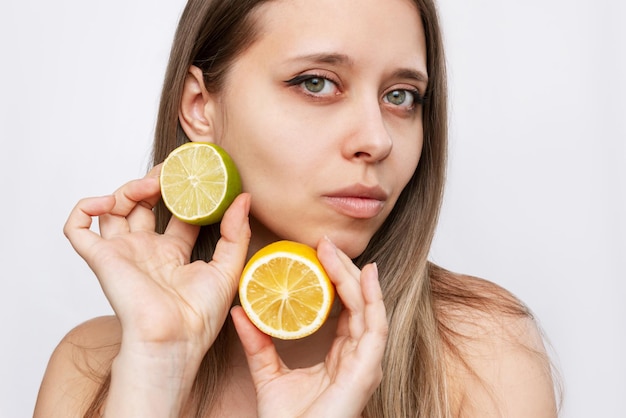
[324,235,338,250]
[241,193,251,212]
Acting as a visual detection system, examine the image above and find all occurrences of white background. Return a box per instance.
[0,1,624,417]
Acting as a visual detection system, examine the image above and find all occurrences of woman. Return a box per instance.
[34,0,558,416]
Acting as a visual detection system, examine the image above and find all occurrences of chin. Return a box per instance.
[326,234,372,260]
[251,217,374,259]
[276,232,369,260]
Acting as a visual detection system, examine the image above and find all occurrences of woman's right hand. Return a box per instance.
[63,166,251,416]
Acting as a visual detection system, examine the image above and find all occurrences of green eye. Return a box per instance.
[385,90,410,106]
[304,77,325,93]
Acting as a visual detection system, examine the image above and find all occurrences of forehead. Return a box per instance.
[248,0,427,72]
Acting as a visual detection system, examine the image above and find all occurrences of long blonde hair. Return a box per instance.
[84,1,533,417]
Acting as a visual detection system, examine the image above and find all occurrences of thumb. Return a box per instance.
[209,193,252,287]
[231,306,286,386]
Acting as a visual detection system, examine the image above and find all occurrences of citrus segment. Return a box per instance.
[160,142,241,225]
[239,241,335,340]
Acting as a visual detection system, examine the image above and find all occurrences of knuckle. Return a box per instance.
[62,223,71,239]
[378,320,389,340]
[373,364,383,384]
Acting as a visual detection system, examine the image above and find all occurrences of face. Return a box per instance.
[210,0,427,258]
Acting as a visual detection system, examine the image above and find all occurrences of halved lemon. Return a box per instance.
[239,241,335,340]
[160,142,241,225]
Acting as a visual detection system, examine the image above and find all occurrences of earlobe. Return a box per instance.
[179,65,217,142]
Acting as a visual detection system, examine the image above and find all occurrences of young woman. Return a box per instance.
[34,0,558,416]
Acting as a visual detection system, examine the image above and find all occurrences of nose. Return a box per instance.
[341,98,393,163]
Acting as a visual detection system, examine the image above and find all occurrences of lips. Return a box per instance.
[323,184,388,219]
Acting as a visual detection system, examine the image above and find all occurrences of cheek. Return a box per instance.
[394,129,423,186]
[228,136,306,202]
[412,135,424,175]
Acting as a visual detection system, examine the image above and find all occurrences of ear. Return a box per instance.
[179,65,219,142]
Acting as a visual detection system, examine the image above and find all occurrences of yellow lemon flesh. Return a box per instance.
[239,241,335,340]
[160,142,241,225]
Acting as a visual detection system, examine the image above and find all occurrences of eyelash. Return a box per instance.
[284,73,425,111]
[384,88,426,110]
[285,73,340,97]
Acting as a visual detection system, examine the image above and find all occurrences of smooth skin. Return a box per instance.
[35,0,557,416]
[180,0,426,258]
[41,167,386,418]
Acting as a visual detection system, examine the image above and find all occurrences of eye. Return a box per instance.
[303,77,328,93]
[285,74,340,97]
[383,88,424,110]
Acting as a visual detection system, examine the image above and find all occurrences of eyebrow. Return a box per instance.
[286,52,354,66]
[286,52,428,85]
[392,68,429,85]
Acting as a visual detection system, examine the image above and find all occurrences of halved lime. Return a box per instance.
[160,142,241,225]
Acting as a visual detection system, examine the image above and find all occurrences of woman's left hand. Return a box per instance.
[231,237,388,418]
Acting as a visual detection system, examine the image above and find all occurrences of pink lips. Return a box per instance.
[323,184,387,219]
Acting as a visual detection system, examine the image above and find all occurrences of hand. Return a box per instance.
[231,237,388,418]
[64,166,251,360]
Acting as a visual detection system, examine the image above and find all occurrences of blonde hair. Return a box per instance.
[84,0,536,417]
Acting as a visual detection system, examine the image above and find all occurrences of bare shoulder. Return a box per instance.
[34,315,121,418]
[434,271,558,418]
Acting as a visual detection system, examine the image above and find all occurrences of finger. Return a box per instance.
[64,195,115,258]
[145,163,162,180]
[325,236,361,279]
[162,216,201,252]
[99,176,161,238]
[103,166,161,231]
[353,262,387,381]
[231,306,286,387]
[125,199,157,232]
[207,193,251,286]
[127,164,163,211]
[317,237,365,339]
[311,264,386,418]
[125,164,163,232]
